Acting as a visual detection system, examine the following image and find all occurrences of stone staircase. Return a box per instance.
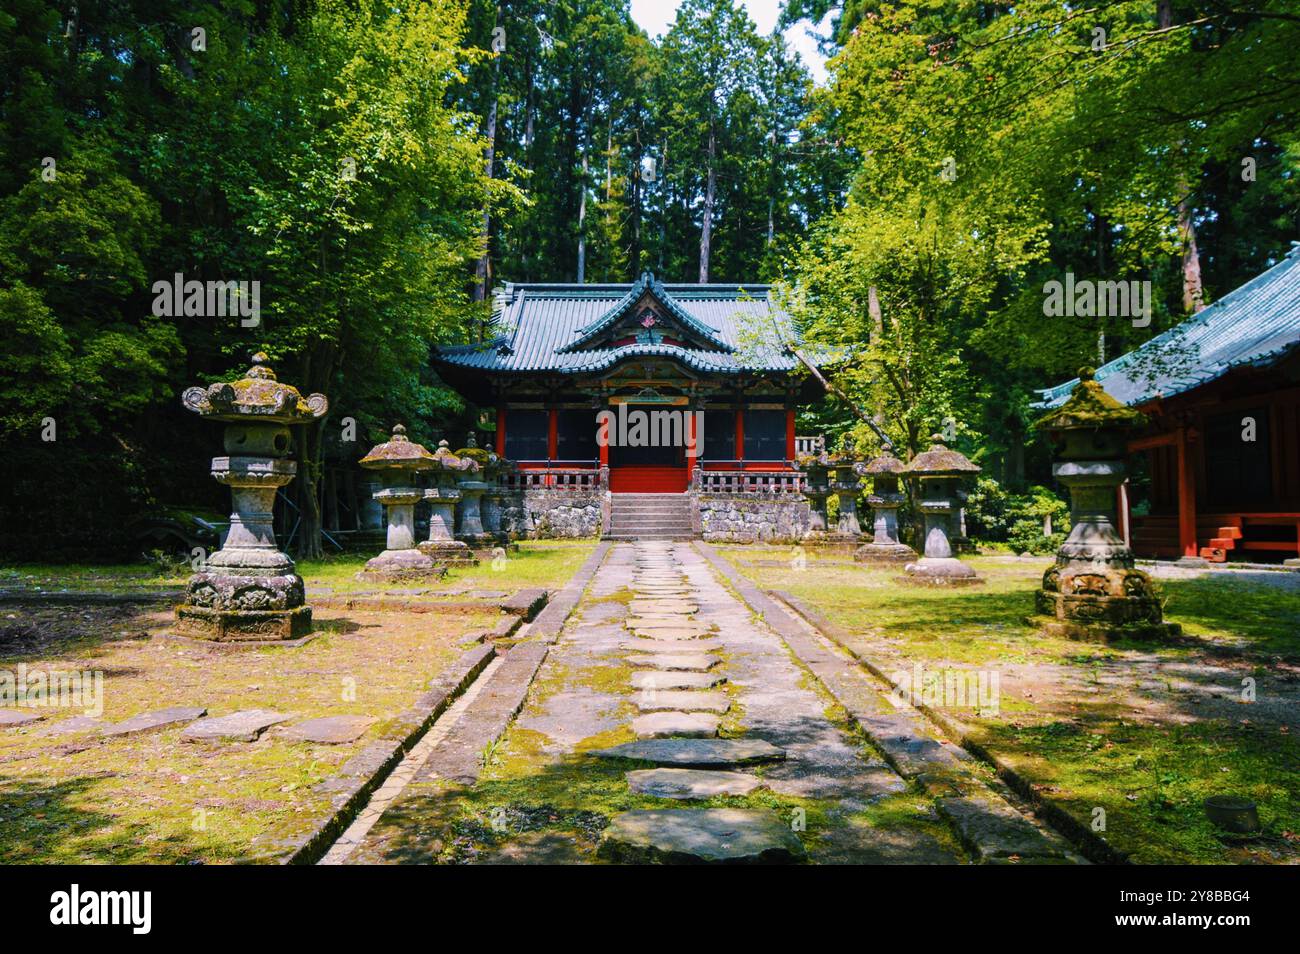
[603,493,696,541]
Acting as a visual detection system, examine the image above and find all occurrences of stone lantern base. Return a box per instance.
[1029,563,1180,642]
[417,539,479,565]
[358,548,447,582]
[174,572,312,641]
[854,541,916,563]
[899,557,983,587]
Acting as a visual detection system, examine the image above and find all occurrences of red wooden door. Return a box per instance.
[609,466,688,493]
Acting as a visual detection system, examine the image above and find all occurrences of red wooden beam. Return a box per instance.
[1128,432,1177,452]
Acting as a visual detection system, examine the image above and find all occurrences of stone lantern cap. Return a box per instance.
[181,352,328,425]
[794,451,833,471]
[861,447,905,475]
[1034,366,1146,433]
[901,435,981,477]
[430,440,480,474]
[358,424,436,471]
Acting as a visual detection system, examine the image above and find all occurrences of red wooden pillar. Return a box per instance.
[735,408,745,466]
[547,408,558,461]
[1176,426,1198,557]
[495,406,506,457]
[686,408,698,471]
[785,409,796,463]
[598,411,609,469]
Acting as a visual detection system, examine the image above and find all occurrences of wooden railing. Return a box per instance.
[795,435,825,457]
[502,465,604,491]
[694,468,804,495]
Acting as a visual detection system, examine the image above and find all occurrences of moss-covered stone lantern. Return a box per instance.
[795,450,833,540]
[175,352,328,641]
[480,453,516,545]
[454,435,494,545]
[357,425,441,579]
[1031,368,1180,641]
[419,441,479,564]
[854,446,916,563]
[827,437,863,541]
[899,435,982,585]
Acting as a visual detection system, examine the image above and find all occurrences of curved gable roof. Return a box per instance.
[438,275,800,375]
[1037,245,1300,409]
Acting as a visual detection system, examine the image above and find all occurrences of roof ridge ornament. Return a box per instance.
[558,273,732,354]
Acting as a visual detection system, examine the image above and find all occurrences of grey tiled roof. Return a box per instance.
[1037,244,1300,408]
[437,277,801,374]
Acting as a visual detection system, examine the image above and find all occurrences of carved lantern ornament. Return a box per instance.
[854,445,917,563]
[175,352,328,641]
[419,441,479,564]
[357,424,440,579]
[899,435,982,585]
[1031,367,1180,640]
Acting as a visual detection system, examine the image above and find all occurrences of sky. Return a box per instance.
[628,0,830,84]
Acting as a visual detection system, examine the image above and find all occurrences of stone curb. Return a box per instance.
[768,587,1129,866]
[412,543,610,785]
[499,587,549,620]
[280,641,496,865]
[694,542,1082,865]
[0,589,183,605]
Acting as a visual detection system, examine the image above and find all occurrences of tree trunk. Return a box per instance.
[766,126,777,249]
[1157,0,1204,313]
[293,343,338,561]
[1179,197,1204,313]
[473,6,503,303]
[577,149,588,283]
[658,135,667,273]
[699,117,716,283]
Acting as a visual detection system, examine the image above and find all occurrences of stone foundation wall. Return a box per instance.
[694,494,811,544]
[502,489,604,539]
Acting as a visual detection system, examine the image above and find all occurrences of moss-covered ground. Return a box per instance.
[716,546,1300,864]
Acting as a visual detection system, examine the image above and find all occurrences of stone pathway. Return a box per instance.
[334,541,1078,864]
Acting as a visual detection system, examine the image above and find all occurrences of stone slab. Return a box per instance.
[99,706,207,738]
[630,601,698,614]
[0,709,44,727]
[632,712,720,738]
[627,653,720,671]
[629,627,712,641]
[181,708,291,742]
[598,809,805,864]
[37,715,103,736]
[625,616,701,628]
[591,738,785,767]
[635,690,730,714]
[631,671,727,691]
[624,639,723,655]
[284,715,375,744]
[936,796,1067,861]
[626,768,763,800]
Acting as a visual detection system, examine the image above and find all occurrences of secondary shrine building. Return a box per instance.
[434,273,821,541]
[1038,245,1300,563]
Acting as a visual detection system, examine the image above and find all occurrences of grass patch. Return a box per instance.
[0,600,496,863]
